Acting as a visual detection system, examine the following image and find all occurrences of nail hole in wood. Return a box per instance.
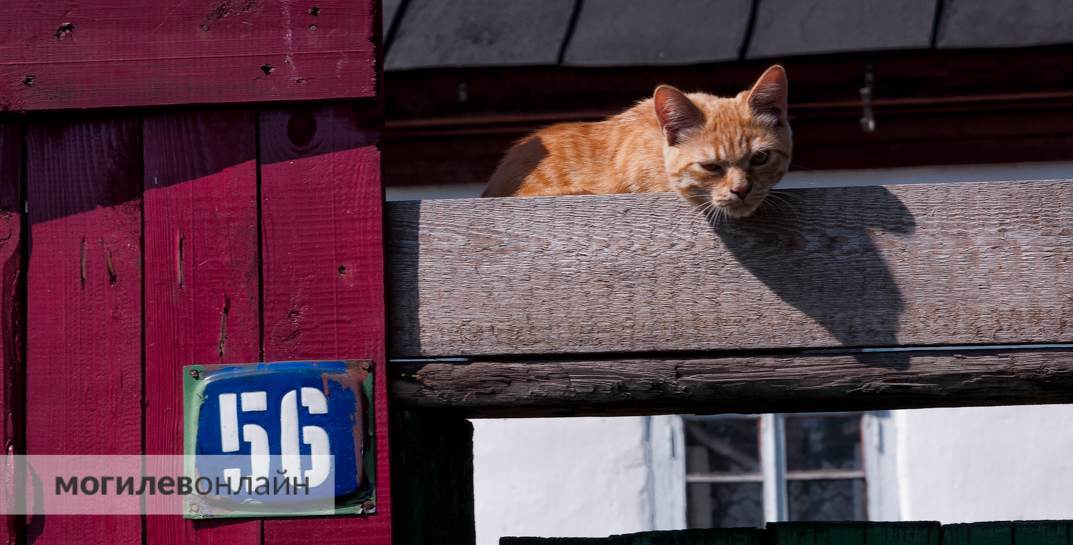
[55,22,75,39]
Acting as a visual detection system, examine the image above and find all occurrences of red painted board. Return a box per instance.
[25,118,142,545]
[0,124,23,545]
[259,104,391,544]
[143,110,261,545]
[1,0,377,111]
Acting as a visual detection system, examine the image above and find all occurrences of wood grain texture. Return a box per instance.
[259,103,391,544]
[392,348,1073,417]
[769,523,880,545]
[0,124,22,545]
[1,0,376,111]
[387,182,1073,358]
[610,528,765,545]
[143,110,260,545]
[768,523,940,545]
[392,410,474,545]
[943,523,1014,545]
[1010,522,1071,545]
[937,0,1073,48]
[25,118,142,545]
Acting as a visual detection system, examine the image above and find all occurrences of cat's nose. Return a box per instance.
[730,182,752,200]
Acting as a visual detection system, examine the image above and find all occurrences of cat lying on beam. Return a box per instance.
[483,65,791,220]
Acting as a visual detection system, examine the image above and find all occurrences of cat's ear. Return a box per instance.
[654,85,704,146]
[747,65,788,124]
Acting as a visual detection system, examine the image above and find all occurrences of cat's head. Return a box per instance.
[654,65,791,218]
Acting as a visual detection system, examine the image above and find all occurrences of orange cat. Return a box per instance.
[482,65,791,219]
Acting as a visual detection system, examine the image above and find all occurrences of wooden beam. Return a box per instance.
[390,347,1073,418]
[386,181,1073,358]
[1,0,376,111]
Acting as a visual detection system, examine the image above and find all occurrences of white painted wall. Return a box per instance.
[387,160,1073,544]
[472,417,654,543]
[895,405,1073,522]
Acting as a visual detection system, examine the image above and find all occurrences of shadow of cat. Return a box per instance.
[709,186,917,369]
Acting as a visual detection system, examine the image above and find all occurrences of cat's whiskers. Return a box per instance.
[675,199,715,234]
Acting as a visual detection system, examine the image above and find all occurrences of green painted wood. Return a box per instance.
[502,522,1072,545]
[768,523,866,545]
[610,528,763,544]
[394,410,476,545]
[945,523,1015,545]
[865,522,941,545]
[501,539,607,544]
[1013,522,1070,545]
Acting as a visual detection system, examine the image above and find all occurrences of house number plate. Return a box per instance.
[183,360,375,518]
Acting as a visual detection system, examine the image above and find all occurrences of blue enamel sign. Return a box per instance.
[183,360,375,518]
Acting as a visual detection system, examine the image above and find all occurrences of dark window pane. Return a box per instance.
[687,482,764,528]
[785,414,862,471]
[684,417,760,474]
[787,478,867,521]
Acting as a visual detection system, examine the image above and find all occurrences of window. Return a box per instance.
[684,412,873,528]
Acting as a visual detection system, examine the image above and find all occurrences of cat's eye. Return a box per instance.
[698,162,725,176]
[750,151,771,166]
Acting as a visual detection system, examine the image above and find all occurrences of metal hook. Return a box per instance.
[860,64,876,133]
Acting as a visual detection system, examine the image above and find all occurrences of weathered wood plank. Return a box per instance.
[26,118,142,545]
[387,182,1073,358]
[259,103,392,544]
[610,528,765,544]
[767,523,939,545]
[865,522,942,545]
[1012,522,1070,545]
[943,522,1013,545]
[0,123,22,545]
[391,348,1073,417]
[562,0,751,66]
[937,0,1073,48]
[392,410,475,545]
[746,0,937,58]
[1,0,376,111]
[768,523,866,545]
[386,0,575,70]
[143,110,261,545]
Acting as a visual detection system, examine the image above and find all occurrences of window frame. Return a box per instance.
[673,411,897,527]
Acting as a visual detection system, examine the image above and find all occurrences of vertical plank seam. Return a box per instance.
[253,107,267,545]
[13,120,29,545]
[136,115,149,545]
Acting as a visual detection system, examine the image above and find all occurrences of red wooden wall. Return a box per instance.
[0,1,391,544]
